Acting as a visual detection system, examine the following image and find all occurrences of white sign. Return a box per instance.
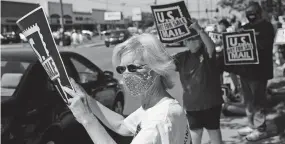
[104,12,122,21]
[274,28,285,45]
[132,8,142,21]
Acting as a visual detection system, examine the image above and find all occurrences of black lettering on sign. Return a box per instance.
[160,25,187,38]
[226,33,255,61]
[156,9,180,23]
[229,51,252,60]
[152,4,192,42]
[223,30,259,65]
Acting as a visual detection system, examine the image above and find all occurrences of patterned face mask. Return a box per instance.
[122,71,156,97]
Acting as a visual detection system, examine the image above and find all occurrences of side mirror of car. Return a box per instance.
[103,71,114,77]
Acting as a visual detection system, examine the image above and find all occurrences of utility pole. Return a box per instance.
[59,0,64,46]
[210,0,212,23]
[198,0,200,19]
[106,0,108,11]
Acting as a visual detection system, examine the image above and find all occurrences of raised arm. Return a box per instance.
[190,21,216,58]
[68,96,117,144]
[63,79,133,137]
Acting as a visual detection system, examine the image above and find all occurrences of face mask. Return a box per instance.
[122,71,156,97]
[246,13,258,23]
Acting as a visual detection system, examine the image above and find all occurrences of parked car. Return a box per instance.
[1,32,21,44]
[1,34,9,44]
[104,30,131,47]
[82,30,93,37]
[1,48,128,144]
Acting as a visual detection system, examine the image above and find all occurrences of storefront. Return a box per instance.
[1,1,39,33]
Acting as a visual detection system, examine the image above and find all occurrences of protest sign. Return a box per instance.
[274,28,285,45]
[151,1,197,43]
[208,32,222,44]
[16,6,74,104]
[222,30,259,65]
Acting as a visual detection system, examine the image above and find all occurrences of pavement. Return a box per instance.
[2,40,285,144]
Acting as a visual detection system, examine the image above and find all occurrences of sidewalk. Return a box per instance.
[59,36,105,49]
[213,65,285,144]
[209,113,285,144]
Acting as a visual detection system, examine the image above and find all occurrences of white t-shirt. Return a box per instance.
[124,97,191,144]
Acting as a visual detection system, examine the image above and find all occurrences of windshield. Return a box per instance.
[110,31,124,37]
[1,60,30,97]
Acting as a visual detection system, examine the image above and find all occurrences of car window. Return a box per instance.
[70,58,99,84]
[1,60,30,97]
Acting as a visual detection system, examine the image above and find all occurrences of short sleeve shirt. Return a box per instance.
[124,97,191,144]
[238,20,274,80]
[174,48,223,111]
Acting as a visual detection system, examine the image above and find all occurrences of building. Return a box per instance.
[1,1,39,33]
[92,9,125,31]
[1,0,127,34]
[48,1,73,31]
[73,11,94,31]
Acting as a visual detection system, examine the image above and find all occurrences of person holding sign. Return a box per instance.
[63,34,191,144]
[173,20,223,144]
[235,2,275,142]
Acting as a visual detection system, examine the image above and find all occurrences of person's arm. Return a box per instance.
[82,116,117,144]
[63,80,133,136]
[190,21,216,58]
[86,96,134,136]
[171,52,184,72]
[66,93,117,144]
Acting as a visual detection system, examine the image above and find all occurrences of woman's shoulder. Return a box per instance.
[166,99,185,116]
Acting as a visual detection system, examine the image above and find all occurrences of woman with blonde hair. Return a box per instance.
[63,33,191,144]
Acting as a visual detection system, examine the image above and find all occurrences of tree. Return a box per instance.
[218,0,251,11]
[218,0,285,16]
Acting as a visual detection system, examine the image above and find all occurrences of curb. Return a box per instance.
[84,43,105,48]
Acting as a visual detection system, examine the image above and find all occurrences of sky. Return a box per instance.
[5,0,230,18]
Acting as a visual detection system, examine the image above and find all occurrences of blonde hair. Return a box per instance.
[112,33,175,89]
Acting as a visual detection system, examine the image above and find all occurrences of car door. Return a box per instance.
[66,54,117,108]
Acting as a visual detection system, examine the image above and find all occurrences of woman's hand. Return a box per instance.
[189,19,202,31]
[63,79,94,125]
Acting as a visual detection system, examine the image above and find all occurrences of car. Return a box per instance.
[104,30,131,47]
[1,34,10,44]
[82,30,93,37]
[1,48,128,144]
[1,32,21,44]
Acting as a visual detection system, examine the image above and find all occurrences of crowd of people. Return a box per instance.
[52,28,85,47]
[50,1,284,144]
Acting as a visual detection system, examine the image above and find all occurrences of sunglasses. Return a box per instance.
[116,64,147,74]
